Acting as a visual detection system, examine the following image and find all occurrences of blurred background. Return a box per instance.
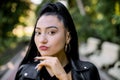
[0,0,120,80]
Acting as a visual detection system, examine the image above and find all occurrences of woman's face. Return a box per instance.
[34,15,68,56]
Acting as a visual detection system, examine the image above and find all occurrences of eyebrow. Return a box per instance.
[35,26,58,30]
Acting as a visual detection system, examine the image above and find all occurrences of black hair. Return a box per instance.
[20,2,79,65]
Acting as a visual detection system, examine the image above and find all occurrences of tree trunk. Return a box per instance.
[76,0,86,16]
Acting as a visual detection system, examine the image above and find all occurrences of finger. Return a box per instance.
[37,65,42,71]
[35,59,49,70]
[34,57,45,63]
[35,63,43,71]
[34,56,53,60]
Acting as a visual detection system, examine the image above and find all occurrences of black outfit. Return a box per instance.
[15,59,100,80]
[71,60,100,80]
[40,63,71,80]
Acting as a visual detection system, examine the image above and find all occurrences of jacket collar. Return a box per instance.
[71,59,89,72]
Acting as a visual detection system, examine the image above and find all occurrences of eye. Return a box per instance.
[35,31,41,36]
[48,31,56,35]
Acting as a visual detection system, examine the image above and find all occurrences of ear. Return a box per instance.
[66,31,71,44]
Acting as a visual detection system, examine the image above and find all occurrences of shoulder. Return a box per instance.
[71,59,98,71]
[79,60,98,70]
[79,60,100,73]
[80,60,101,79]
[71,60,101,80]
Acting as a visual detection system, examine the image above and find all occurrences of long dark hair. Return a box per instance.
[20,2,79,65]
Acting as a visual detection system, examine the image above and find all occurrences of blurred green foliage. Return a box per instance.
[0,0,33,53]
[71,0,120,44]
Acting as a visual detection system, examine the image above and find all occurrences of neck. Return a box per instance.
[53,51,69,67]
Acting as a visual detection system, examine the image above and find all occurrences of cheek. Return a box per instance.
[51,34,66,49]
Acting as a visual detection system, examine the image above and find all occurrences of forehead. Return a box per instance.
[36,15,64,28]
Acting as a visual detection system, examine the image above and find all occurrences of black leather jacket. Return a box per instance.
[15,60,100,80]
[71,60,100,80]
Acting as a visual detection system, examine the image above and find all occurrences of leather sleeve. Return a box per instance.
[81,61,101,80]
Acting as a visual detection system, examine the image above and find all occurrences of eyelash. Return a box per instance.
[48,31,56,35]
[35,31,56,36]
[35,31,41,36]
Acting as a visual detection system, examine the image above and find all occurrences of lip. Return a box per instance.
[39,46,48,51]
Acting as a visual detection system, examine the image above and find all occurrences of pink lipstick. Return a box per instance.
[39,46,48,50]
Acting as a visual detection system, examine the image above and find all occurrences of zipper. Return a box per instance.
[80,73,85,80]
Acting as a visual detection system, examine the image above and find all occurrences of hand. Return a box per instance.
[34,56,68,80]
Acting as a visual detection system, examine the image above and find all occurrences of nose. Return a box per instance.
[39,34,48,44]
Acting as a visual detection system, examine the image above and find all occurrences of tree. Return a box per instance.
[0,0,32,52]
[70,0,120,44]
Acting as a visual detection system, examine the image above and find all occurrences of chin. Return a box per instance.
[40,53,51,56]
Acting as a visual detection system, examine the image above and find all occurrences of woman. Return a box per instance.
[15,2,100,80]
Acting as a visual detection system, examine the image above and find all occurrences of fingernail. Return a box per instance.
[37,69,39,71]
[37,66,41,71]
[34,56,38,59]
[34,59,38,62]
[35,65,38,69]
